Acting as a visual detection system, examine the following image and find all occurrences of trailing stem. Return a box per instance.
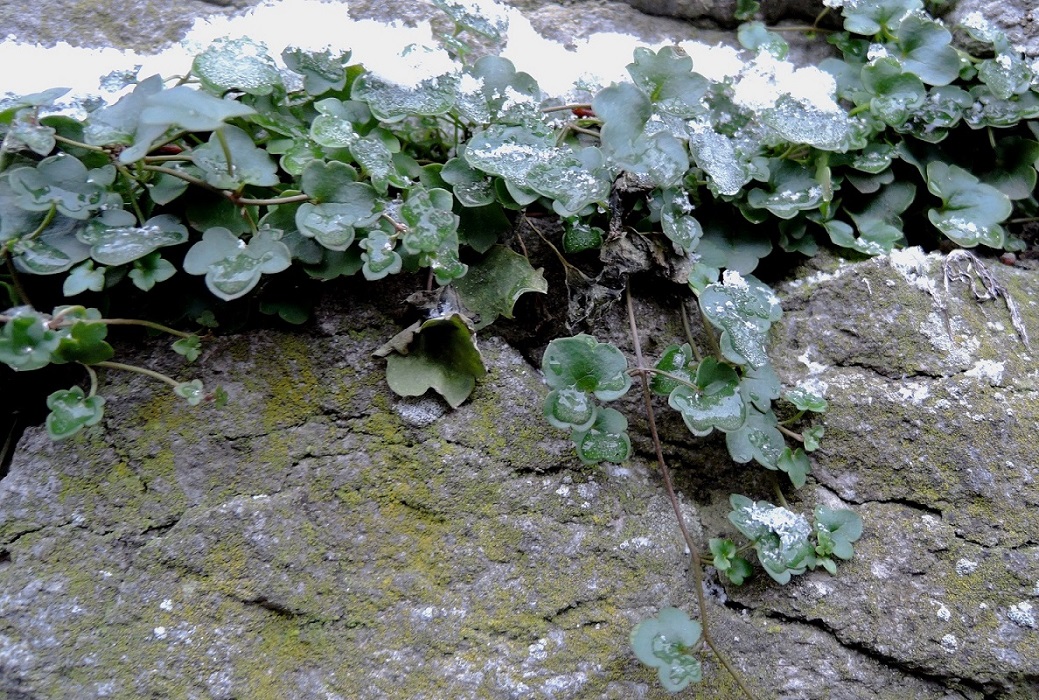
[625,283,759,700]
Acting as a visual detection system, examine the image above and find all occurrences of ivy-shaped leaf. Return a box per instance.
[740,364,781,413]
[571,406,631,465]
[926,161,1011,247]
[699,272,782,369]
[650,343,695,396]
[83,74,164,148]
[358,230,402,281]
[138,85,256,133]
[63,261,106,296]
[192,37,282,96]
[453,55,542,126]
[400,187,460,256]
[352,70,459,123]
[785,386,828,412]
[543,386,597,432]
[182,228,291,301]
[51,307,114,365]
[380,312,487,408]
[630,607,702,692]
[45,386,105,440]
[709,538,753,585]
[78,210,188,266]
[746,160,826,220]
[626,46,711,119]
[668,357,746,437]
[842,0,922,36]
[309,97,366,149]
[282,46,350,95]
[725,407,785,468]
[729,495,813,584]
[172,335,202,362]
[452,245,547,329]
[295,182,380,251]
[174,379,206,406]
[191,125,280,189]
[861,57,926,127]
[0,310,60,370]
[129,252,177,291]
[814,506,864,562]
[890,14,961,86]
[7,155,113,219]
[542,334,631,401]
[777,446,811,488]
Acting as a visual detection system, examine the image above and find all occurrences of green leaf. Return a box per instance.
[729,495,813,584]
[172,335,202,362]
[658,188,703,254]
[182,227,292,301]
[572,407,631,464]
[78,211,188,266]
[561,220,604,254]
[401,187,461,256]
[740,364,781,412]
[129,252,177,291]
[139,86,256,133]
[650,343,695,396]
[0,311,60,370]
[352,70,458,123]
[300,159,360,202]
[192,37,282,96]
[542,335,631,401]
[382,313,487,408]
[738,22,789,59]
[978,51,1033,100]
[358,230,402,281]
[668,357,746,437]
[861,58,926,126]
[725,407,785,468]
[699,273,781,369]
[3,108,56,155]
[708,538,752,585]
[746,160,826,219]
[544,387,597,431]
[625,46,711,118]
[926,162,1011,247]
[803,425,825,452]
[814,506,864,560]
[441,155,495,207]
[282,46,350,95]
[785,386,827,412]
[453,55,542,126]
[63,261,106,296]
[891,14,961,86]
[45,386,105,440]
[174,379,206,406]
[982,137,1039,201]
[295,182,380,251]
[453,245,547,329]
[351,132,408,194]
[83,74,163,148]
[51,307,114,365]
[695,221,772,274]
[7,155,112,219]
[191,125,280,189]
[309,97,365,149]
[777,446,811,488]
[842,0,922,35]
[630,607,702,692]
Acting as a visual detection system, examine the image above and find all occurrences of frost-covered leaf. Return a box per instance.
[978,51,1033,100]
[523,146,612,217]
[725,407,785,468]
[572,407,631,465]
[83,76,162,146]
[738,22,788,59]
[542,335,631,401]
[699,272,781,369]
[842,0,922,36]
[862,58,926,126]
[352,70,459,123]
[433,0,509,39]
[182,227,291,300]
[630,607,702,692]
[296,182,379,251]
[453,55,541,126]
[926,161,1011,247]
[78,211,188,266]
[785,386,828,412]
[401,187,460,255]
[657,188,702,254]
[382,312,486,408]
[453,245,547,329]
[45,386,105,440]
[3,108,56,155]
[356,230,400,281]
[746,160,826,220]
[729,494,814,584]
[441,154,495,207]
[562,220,604,253]
[191,125,279,189]
[687,124,750,196]
[761,93,849,151]
[193,37,282,96]
[626,46,710,118]
[309,97,368,148]
[282,46,350,95]
[7,155,111,219]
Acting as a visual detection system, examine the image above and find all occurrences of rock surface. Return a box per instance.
[2,1,1039,699]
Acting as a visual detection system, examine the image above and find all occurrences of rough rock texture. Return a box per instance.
[3,249,1039,699]
[948,0,1039,58]
[3,0,1039,699]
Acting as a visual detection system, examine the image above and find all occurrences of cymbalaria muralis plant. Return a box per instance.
[1,0,1036,694]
